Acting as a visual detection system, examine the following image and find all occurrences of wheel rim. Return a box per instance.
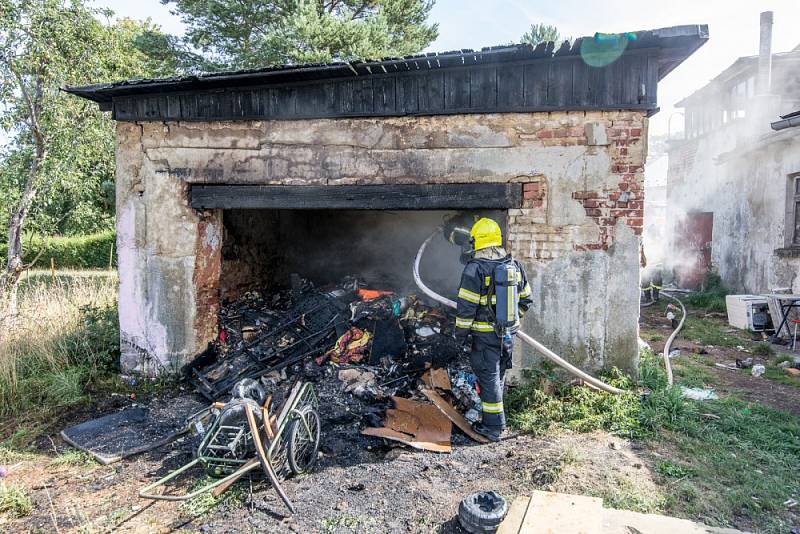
[289,408,320,474]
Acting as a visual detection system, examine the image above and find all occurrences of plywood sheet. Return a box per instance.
[497,496,531,534]
[519,491,602,534]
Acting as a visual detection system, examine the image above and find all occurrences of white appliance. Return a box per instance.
[725,295,770,331]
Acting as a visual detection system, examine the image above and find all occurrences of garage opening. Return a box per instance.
[191,183,522,300]
[219,209,507,300]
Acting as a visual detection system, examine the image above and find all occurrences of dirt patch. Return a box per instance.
[640,304,800,416]
[4,411,664,533]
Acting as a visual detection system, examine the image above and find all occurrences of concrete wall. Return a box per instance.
[115,111,647,375]
[667,126,800,294]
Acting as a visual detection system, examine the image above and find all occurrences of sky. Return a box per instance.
[1,0,797,146]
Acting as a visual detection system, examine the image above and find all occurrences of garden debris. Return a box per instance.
[320,327,371,365]
[785,368,800,378]
[420,387,489,444]
[421,367,451,390]
[61,396,206,464]
[184,275,492,454]
[736,357,753,369]
[338,369,377,398]
[680,387,719,401]
[362,396,452,453]
[751,364,766,377]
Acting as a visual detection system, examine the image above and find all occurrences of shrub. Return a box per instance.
[0,231,116,269]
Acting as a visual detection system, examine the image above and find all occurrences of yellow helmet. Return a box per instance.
[470,218,503,251]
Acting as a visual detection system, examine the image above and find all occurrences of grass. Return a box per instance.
[177,477,248,518]
[681,315,744,348]
[763,355,800,388]
[0,482,32,519]
[683,271,729,314]
[506,350,800,532]
[48,449,96,469]
[0,271,119,418]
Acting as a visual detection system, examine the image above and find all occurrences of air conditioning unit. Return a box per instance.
[725,295,771,331]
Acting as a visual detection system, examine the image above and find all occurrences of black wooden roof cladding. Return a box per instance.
[65,25,708,121]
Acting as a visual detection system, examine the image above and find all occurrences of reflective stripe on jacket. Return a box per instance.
[454,255,532,343]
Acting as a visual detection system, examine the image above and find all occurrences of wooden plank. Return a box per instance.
[469,66,497,109]
[547,60,573,107]
[373,77,396,114]
[497,65,524,108]
[497,496,531,534]
[523,62,548,107]
[419,387,489,444]
[190,184,524,210]
[519,491,602,534]
[445,69,471,109]
[418,71,445,111]
[396,75,418,113]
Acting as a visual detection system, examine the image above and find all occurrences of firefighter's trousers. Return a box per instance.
[469,334,510,430]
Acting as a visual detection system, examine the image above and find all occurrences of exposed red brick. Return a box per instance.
[536,129,553,139]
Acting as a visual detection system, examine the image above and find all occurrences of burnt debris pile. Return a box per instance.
[189,276,487,452]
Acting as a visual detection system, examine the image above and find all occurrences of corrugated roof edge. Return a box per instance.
[64,24,709,104]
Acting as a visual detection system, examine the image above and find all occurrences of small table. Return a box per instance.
[762,294,800,340]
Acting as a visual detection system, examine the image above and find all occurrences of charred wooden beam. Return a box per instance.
[190,184,523,210]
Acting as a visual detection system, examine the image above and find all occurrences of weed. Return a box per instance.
[49,449,96,468]
[0,272,119,417]
[0,482,32,518]
[648,334,664,342]
[177,478,247,518]
[683,271,729,313]
[656,460,693,479]
[752,343,774,356]
[320,514,364,533]
[594,475,666,514]
[506,367,643,439]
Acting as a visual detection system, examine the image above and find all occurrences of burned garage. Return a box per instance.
[66,26,707,383]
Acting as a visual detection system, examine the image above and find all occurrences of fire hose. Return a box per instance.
[412,231,623,395]
[658,291,686,387]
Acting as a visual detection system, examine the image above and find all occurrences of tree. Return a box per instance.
[520,23,564,47]
[0,1,156,320]
[157,0,439,70]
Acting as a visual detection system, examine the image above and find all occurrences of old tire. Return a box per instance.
[286,407,321,475]
[457,491,508,533]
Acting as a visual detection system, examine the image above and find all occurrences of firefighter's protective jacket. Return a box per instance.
[454,254,532,345]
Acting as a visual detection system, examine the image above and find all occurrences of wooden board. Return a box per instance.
[519,491,602,534]
[361,427,451,453]
[602,508,747,534]
[496,496,531,534]
[191,183,523,210]
[419,387,489,444]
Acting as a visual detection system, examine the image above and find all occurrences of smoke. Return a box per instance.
[221,209,505,299]
[644,14,800,291]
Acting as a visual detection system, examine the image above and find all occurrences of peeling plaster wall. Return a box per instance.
[115,110,647,375]
[668,129,800,293]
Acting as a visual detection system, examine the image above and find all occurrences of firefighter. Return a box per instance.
[454,217,532,442]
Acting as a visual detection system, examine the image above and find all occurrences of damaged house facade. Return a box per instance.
[667,12,800,292]
[68,27,706,377]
